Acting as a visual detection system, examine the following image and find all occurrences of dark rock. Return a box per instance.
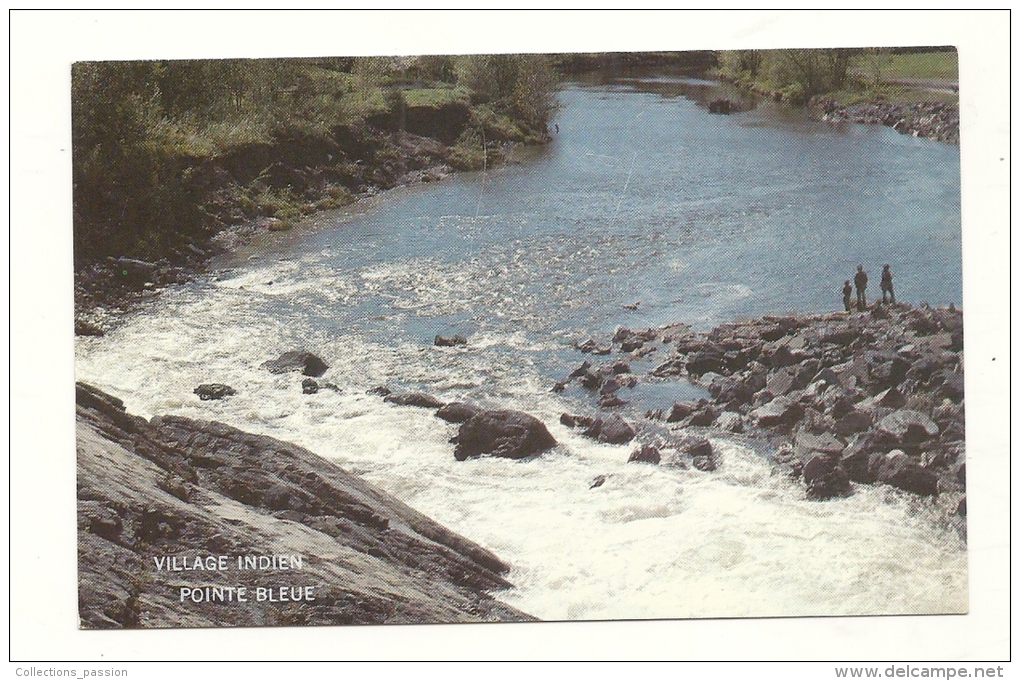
[715,412,744,433]
[710,377,756,406]
[435,403,480,424]
[692,455,717,472]
[80,501,124,542]
[708,98,732,114]
[767,345,800,368]
[366,386,392,397]
[766,369,796,396]
[600,377,622,395]
[610,361,632,375]
[812,367,844,389]
[875,410,940,446]
[841,435,877,483]
[683,407,717,428]
[675,434,714,459]
[871,450,939,496]
[585,414,636,445]
[620,337,646,353]
[194,384,237,401]
[806,466,852,500]
[802,454,838,484]
[580,370,604,391]
[906,357,943,385]
[938,371,965,403]
[650,358,685,377]
[757,324,787,342]
[833,410,872,437]
[950,328,963,352]
[75,318,105,337]
[793,431,845,463]
[598,394,628,408]
[434,334,468,347]
[589,475,607,489]
[560,413,596,429]
[568,360,592,379]
[628,444,661,464]
[302,378,319,395]
[873,387,908,409]
[685,344,727,376]
[750,396,804,429]
[666,401,695,423]
[577,338,611,355]
[453,410,557,461]
[262,351,329,377]
[956,497,966,517]
[551,382,567,393]
[384,392,446,409]
[867,352,910,391]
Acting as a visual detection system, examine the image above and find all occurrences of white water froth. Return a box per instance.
[75,271,967,621]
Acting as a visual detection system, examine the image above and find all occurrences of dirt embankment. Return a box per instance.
[76,382,534,628]
[74,100,542,328]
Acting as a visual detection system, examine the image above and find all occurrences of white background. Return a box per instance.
[8,10,1010,662]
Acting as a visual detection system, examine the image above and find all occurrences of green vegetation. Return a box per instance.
[72,54,559,268]
[852,49,958,82]
[716,48,958,106]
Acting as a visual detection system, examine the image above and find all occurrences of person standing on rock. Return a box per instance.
[842,280,853,312]
[881,264,896,304]
[854,265,868,311]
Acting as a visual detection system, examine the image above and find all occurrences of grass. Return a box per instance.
[851,50,958,83]
[402,85,470,108]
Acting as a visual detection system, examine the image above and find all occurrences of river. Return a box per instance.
[75,71,966,620]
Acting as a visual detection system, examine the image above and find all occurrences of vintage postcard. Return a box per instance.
[10,9,1011,666]
[70,45,969,630]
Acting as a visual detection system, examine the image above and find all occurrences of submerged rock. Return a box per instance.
[194,384,236,401]
[384,392,446,409]
[434,334,468,347]
[453,410,557,461]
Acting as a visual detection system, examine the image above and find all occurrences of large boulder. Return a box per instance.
[750,395,805,429]
[793,431,844,463]
[870,450,939,496]
[806,466,852,500]
[261,351,329,377]
[833,409,872,437]
[453,410,557,461]
[875,410,940,446]
[583,414,636,445]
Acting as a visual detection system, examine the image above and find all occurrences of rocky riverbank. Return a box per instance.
[346,301,964,532]
[811,97,960,144]
[76,382,533,628]
[547,302,966,528]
